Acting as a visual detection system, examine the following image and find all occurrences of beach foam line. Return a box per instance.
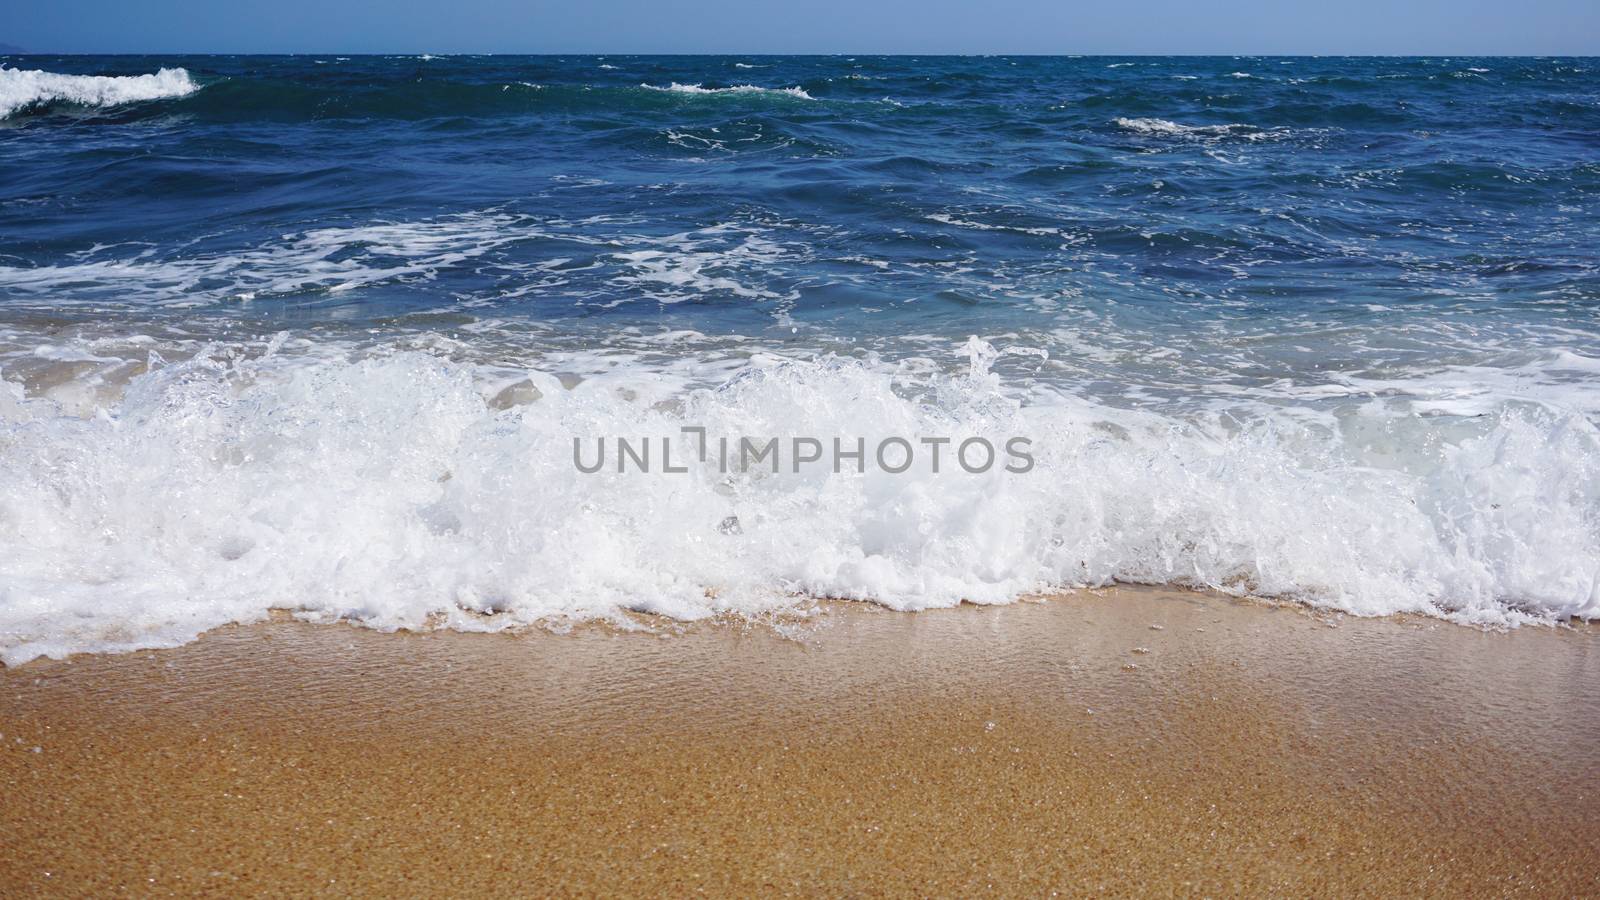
[0,67,199,119]
[1,337,1597,663]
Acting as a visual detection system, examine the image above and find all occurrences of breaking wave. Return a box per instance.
[641,82,816,100]
[1,339,1596,664]
[1113,117,1270,139]
[0,66,199,119]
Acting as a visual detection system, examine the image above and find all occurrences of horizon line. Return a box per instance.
[5,50,1598,58]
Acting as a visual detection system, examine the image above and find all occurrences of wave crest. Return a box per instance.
[0,66,199,119]
[641,82,815,100]
[1113,117,1265,139]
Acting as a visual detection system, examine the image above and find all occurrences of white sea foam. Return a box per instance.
[642,82,815,100]
[610,225,796,302]
[926,213,1066,238]
[0,210,811,318]
[0,67,199,119]
[1113,117,1267,139]
[0,211,536,308]
[1,337,1596,664]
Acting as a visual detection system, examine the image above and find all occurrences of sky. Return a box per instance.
[5,0,1598,55]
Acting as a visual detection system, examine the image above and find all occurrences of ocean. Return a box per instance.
[1,54,1597,662]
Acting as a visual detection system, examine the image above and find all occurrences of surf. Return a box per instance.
[0,66,198,118]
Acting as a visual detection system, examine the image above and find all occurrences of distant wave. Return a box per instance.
[0,66,199,119]
[0,76,834,126]
[641,82,815,100]
[1113,117,1266,139]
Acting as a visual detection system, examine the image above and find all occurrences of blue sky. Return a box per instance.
[6,0,1598,55]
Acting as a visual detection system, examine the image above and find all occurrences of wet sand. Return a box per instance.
[2,587,1598,896]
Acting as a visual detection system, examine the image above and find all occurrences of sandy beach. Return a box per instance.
[2,586,1597,896]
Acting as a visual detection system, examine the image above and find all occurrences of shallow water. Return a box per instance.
[1,55,1598,660]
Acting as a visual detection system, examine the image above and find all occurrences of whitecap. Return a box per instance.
[0,66,199,119]
[1113,117,1277,141]
[641,82,814,100]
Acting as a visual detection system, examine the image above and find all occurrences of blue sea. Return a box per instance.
[1,55,1598,661]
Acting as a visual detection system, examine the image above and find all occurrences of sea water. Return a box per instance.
[1,55,1597,662]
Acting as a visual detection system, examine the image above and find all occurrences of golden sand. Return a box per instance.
[2,587,1598,896]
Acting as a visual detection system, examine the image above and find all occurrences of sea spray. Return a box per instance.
[1,339,1596,664]
[0,66,198,118]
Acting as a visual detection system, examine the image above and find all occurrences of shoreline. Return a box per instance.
[3,586,1598,894]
